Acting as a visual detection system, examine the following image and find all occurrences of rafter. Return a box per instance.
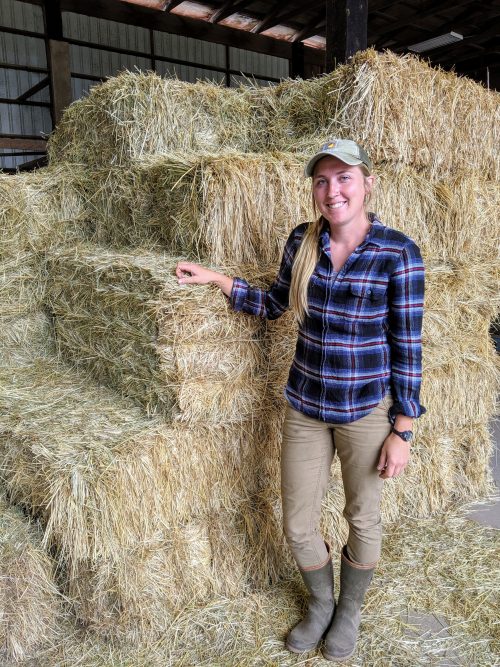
[163,0,185,11]
[293,10,326,43]
[252,2,300,34]
[16,76,50,102]
[374,0,473,45]
[209,0,254,24]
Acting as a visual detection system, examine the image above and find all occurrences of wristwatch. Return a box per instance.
[388,406,413,442]
[390,426,413,442]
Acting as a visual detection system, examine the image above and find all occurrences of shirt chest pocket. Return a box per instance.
[341,282,388,320]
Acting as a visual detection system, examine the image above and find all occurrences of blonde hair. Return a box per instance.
[289,164,372,324]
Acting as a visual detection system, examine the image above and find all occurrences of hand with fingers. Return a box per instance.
[175,261,234,296]
[376,433,410,479]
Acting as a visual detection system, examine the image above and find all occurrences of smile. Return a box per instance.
[327,202,347,209]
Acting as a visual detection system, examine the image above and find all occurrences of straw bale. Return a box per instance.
[0,492,60,662]
[0,359,166,569]
[80,152,312,266]
[0,358,274,636]
[0,311,55,366]
[0,168,87,261]
[72,156,499,275]
[254,49,499,179]
[46,244,267,421]
[47,71,256,167]
[0,168,88,318]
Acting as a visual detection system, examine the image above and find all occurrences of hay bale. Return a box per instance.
[0,168,87,318]
[68,152,313,266]
[253,49,499,179]
[0,491,60,662]
[0,357,276,638]
[68,155,499,273]
[46,244,267,421]
[0,168,86,261]
[48,71,256,167]
[0,311,55,366]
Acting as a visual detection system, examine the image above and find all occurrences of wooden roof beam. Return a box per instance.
[16,76,50,102]
[326,0,368,69]
[293,10,326,43]
[209,0,254,24]
[375,0,472,44]
[163,0,186,11]
[251,4,301,35]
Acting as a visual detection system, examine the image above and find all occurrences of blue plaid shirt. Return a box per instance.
[230,215,426,424]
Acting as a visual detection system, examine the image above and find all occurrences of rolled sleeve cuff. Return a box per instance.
[390,399,427,419]
[229,276,249,312]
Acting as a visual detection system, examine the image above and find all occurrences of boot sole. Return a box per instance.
[286,640,319,654]
[322,648,355,662]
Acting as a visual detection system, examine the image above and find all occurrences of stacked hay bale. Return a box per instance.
[0,49,498,652]
[0,353,268,640]
[0,167,87,366]
[0,490,61,662]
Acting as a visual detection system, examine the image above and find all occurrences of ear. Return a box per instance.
[364,174,375,194]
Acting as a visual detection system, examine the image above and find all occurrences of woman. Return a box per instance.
[176,139,426,662]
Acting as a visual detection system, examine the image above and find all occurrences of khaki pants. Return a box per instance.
[281,392,393,569]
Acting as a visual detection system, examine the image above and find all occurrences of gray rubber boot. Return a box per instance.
[286,556,335,654]
[322,546,375,662]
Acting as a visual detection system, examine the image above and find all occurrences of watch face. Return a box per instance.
[402,431,413,441]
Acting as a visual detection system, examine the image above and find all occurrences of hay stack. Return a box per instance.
[68,154,499,271]
[47,71,256,167]
[0,357,271,639]
[47,51,499,180]
[252,49,500,179]
[0,491,60,662]
[1,47,498,651]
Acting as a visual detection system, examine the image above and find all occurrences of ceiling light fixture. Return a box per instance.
[408,31,463,53]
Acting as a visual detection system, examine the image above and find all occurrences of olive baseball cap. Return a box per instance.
[305,139,372,177]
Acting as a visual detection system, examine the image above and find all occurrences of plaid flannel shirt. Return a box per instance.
[230,214,426,424]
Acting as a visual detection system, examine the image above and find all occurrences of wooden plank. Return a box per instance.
[43,0,64,39]
[0,97,51,108]
[209,0,254,25]
[293,9,325,43]
[251,5,303,35]
[290,41,305,78]
[326,0,368,69]
[16,76,50,102]
[0,137,47,150]
[48,39,72,125]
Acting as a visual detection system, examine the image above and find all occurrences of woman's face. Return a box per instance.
[312,156,373,229]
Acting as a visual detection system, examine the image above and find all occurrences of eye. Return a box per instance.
[339,175,351,182]
[315,178,327,186]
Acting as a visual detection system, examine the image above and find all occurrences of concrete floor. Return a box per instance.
[465,414,500,529]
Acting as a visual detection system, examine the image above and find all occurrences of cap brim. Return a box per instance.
[305,151,363,177]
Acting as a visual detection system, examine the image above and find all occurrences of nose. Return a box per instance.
[327,179,340,198]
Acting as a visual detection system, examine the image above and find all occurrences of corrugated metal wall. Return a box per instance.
[1,1,289,170]
[0,0,48,168]
[0,0,44,32]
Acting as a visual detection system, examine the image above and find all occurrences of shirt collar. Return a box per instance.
[319,213,386,255]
